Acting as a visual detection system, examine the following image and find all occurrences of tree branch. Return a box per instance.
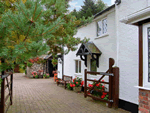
[8,15,24,34]
[30,21,62,38]
[32,1,37,21]
[34,10,43,22]
[18,4,30,21]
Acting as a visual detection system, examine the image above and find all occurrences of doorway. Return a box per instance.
[48,59,57,77]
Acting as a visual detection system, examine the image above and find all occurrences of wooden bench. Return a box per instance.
[57,75,72,89]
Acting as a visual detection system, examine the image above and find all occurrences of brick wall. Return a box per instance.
[139,89,150,113]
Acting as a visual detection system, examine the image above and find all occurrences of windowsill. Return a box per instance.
[74,73,82,76]
[95,33,109,39]
[135,86,150,91]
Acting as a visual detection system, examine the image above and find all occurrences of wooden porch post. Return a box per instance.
[84,69,87,98]
[10,73,13,105]
[112,67,119,108]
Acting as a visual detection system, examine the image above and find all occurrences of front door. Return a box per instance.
[48,59,57,77]
[48,59,54,77]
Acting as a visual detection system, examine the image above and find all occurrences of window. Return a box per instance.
[90,59,97,74]
[97,18,107,36]
[75,60,81,73]
[148,27,150,82]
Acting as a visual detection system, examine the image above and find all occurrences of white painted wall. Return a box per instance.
[58,8,117,83]
[116,0,148,105]
[57,60,62,79]
[57,0,149,105]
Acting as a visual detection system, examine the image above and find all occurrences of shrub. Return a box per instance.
[88,80,109,100]
[27,62,33,67]
[43,74,46,78]
[67,83,73,90]
[35,75,38,78]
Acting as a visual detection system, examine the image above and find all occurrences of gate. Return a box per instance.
[84,58,119,108]
[0,72,13,113]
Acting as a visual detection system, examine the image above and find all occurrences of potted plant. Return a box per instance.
[46,73,50,78]
[71,77,83,92]
[31,71,37,78]
[35,75,38,79]
[67,82,73,90]
[43,74,46,79]
[88,80,109,101]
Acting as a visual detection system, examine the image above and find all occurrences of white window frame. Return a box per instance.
[143,22,150,87]
[75,60,81,74]
[97,17,108,37]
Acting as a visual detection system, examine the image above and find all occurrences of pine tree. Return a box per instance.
[42,0,88,64]
[0,0,88,71]
[71,0,107,27]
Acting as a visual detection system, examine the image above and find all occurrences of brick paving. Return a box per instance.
[7,73,130,113]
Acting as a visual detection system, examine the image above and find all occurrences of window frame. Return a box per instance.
[143,23,150,87]
[97,17,107,37]
[75,60,81,74]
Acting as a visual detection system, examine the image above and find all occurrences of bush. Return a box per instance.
[43,74,46,78]
[67,83,73,90]
[35,75,38,78]
[27,62,33,67]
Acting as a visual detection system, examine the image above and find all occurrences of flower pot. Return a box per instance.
[73,86,81,92]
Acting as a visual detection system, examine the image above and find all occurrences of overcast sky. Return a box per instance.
[68,0,116,12]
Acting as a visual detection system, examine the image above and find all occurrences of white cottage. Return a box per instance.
[58,0,150,112]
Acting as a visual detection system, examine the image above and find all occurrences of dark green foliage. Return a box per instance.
[67,83,73,90]
[27,62,33,67]
[71,0,107,27]
[35,75,38,78]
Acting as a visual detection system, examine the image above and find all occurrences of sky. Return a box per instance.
[68,0,116,12]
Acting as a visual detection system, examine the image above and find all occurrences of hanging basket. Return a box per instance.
[73,86,81,92]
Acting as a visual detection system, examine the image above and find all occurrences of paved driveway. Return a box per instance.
[7,73,130,113]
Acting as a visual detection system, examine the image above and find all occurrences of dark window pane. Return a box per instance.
[79,61,81,73]
[75,61,78,73]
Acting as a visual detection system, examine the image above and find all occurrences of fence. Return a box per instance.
[84,58,119,108]
[0,72,13,113]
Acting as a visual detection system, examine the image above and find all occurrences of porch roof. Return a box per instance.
[76,42,102,56]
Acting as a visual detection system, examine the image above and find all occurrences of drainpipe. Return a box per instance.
[62,46,64,77]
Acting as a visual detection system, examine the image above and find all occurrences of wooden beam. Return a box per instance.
[139,24,143,86]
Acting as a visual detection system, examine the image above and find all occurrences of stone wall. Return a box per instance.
[139,89,150,113]
[27,63,44,77]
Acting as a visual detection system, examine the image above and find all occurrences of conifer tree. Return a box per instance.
[0,0,87,72]
[71,0,107,27]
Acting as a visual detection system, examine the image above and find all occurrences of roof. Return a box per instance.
[94,0,121,19]
[76,42,102,56]
[94,4,115,19]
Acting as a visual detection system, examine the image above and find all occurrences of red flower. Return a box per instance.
[81,81,84,85]
[103,92,107,95]
[70,84,73,87]
[88,84,92,87]
[73,84,75,87]
[102,80,104,82]
[102,85,105,88]
[101,95,105,99]
[76,82,78,84]
[88,84,93,87]
[96,84,99,87]
[73,79,74,82]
